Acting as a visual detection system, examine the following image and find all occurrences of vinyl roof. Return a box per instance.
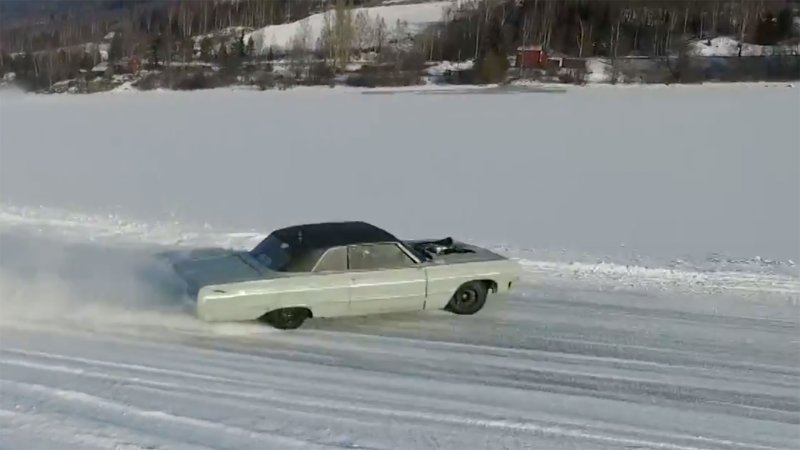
[270,221,399,249]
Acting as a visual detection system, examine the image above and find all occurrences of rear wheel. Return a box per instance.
[260,307,310,330]
[445,281,488,315]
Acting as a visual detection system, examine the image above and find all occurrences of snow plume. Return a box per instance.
[0,230,195,330]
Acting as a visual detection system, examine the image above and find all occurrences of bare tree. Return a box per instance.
[576,16,586,58]
[317,9,335,63]
[738,0,752,55]
[374,16,387,57]
[353,9,372,54]
[332,0,354,69]
[290,17,312,78]
[392,19,409,50]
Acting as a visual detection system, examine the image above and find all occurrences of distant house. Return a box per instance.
[516,45,547,68]
[90,62,109,75]
[90,56,141,76]
[562,57,587,70]
[126,56,141,73]
[545,56,563,70]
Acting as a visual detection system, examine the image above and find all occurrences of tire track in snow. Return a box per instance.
[1,345,793,450]
[0,374,777,450]
[6,326,798,424]
[0,379,354,450]
[0,408,213,450]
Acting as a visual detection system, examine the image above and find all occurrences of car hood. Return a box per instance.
[171,251,267,296]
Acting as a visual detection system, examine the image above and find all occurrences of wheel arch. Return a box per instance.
[259,305,314,320]
[258,306,313,330]
[473,279,498,293]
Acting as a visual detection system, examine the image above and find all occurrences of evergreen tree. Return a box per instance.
[180,37,194,62]
[0,52,11,73]
[149,35,161,69]
[108,32,124,62]
[247,36,255,58]
[233,31,246,58]
[79,52,95,71]
[217,43,229,65]
[776,8,794,41]
[200,37,213,62]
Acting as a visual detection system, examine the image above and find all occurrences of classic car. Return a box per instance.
[168,221,522,329]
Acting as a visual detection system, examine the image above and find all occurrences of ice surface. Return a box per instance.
[1,84,797,268]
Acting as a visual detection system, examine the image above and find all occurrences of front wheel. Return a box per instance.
[260,307,310,329]
[445,281,488,315]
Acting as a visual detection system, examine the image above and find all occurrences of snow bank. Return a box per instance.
[585,58,612,83]
[425,60,474,76]
[245,1,455,53]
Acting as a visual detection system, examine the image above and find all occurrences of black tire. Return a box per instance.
[445,281,488,315]
[261,307,310,330]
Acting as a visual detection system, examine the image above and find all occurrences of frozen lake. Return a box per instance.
[1,84,798,270]
[1,84,798,267]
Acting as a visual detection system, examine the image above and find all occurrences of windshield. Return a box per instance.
[249,234,292,271]
[403,240,432,261]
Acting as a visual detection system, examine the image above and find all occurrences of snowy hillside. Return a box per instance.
[245,1,457,53]
[689,36,800,56]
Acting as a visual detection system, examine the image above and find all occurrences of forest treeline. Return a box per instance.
[446,0,797,59]
[1,0,797,91]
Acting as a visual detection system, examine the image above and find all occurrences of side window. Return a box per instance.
[313,247,347,272]
[348,243,415,270]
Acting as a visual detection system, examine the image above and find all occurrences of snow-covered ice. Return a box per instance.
[0,83,798,449]
[1,84,797,268]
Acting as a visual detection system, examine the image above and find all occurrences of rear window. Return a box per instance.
[249,234,323,272]
[313,247,347,272]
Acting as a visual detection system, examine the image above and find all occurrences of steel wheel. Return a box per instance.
[261,307,310,329]
[445,281,488,315]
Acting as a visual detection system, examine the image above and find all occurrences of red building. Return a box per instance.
[515,45,547,68]
[127,56,141,73]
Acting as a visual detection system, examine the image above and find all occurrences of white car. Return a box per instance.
[168,221,521,329]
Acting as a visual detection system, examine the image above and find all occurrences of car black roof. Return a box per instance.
[270,221,399,249]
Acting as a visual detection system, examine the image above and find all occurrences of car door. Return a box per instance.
[299,246,356,318]
[347,243,427,315]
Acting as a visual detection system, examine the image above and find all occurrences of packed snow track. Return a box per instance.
[0,232,797,450]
